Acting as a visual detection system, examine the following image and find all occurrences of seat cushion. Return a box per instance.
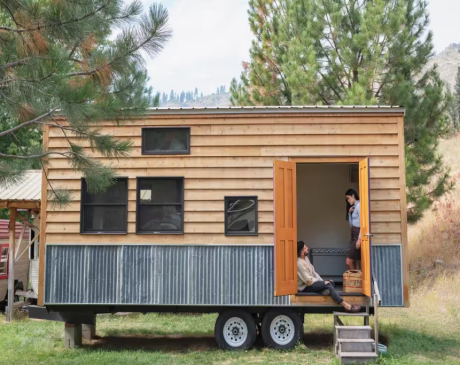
[296,291,365,297]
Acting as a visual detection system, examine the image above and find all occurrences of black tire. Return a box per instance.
[261,309,303,350]
[215,310,257,350]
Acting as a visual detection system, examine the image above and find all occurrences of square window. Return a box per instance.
[136,177,184,234]
[142,127,190,155]
[225,196,258,236]
[80,178,128,233]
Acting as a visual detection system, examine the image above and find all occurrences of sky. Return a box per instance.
[140,0,460,96]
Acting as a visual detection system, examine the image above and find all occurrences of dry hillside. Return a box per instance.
[425,43,460,92]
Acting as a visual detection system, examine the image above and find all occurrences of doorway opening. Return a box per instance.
[296,163,360,292]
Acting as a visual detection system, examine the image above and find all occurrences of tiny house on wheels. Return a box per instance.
[29,106,408,356]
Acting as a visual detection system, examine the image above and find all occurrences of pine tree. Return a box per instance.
[180,91,185,104]
[452,67,460,129]
[231,0,452,223]
[0,1,171,204]
[169,90,175,102]
[161,93,168,106]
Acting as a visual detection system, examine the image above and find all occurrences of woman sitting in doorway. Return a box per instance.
[297,241,361,313]
[345,188,361,270]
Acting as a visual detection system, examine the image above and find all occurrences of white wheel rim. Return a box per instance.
[223,317,248,347]
[269,315,295,345]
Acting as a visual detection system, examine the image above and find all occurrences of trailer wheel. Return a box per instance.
[261,309,302,349]
[215,310,257,350]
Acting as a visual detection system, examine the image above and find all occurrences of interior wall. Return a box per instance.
[297,164,359,248]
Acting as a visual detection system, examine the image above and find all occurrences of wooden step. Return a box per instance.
[338,351,378,365]
[338,338,374,353]
[334,311,369,317]
[336,326,372,340]
[337,339,375,343]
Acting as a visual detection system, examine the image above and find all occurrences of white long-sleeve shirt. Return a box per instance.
[349,200,361,239]
[297,257,323,291]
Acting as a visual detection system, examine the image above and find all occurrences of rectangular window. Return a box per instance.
[136,177,184,234]
[0,245,9,279]
[225,196,258,236]
[80,178,128,234]
[142,127,190,155]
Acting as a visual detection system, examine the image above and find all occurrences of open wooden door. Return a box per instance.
[359,158,372,297]
[273,160,298,296]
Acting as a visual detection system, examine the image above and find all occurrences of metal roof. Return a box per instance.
[0,170,41,202]
[0,220,30,240]
[146,105,405,115]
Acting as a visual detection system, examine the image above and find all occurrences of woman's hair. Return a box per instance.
[345,189,359,221]
[297,241,305,257]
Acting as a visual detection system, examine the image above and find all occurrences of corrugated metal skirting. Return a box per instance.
[372,245,403,306]
[45,245,290,306]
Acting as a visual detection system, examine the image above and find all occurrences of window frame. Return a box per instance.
[0,244,9,280]
[141,127,191,155]
[136,176,185,235]
[224,196,259,236]
[80,177,129,234]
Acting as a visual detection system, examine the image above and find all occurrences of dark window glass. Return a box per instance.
[136,177,184,234]
[138,206,182,232]
[225,197,258,236]
[142,128,190,154]
[138,179,182,204]
[81,178,128,233]
[83,206,126,231]
[83,180,127,204]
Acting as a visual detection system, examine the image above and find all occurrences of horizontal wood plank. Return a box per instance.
[370,211,401,222]
[48,157,278,169]
[47,211,273,223]
[191,135,398,146]
[47,167,273,180]
[369,178,400,189]
[46,222,273,234]
[46,200,275,212]
[372,233,402,244]
[48,178,275,190]
[370,201,401,211]
[372,222,402,233]
[49,116,399,130]
[48,123,399,138]
[48,177,395,192]
[370,190,400,200]
[45,233,274,244]
[369,167,399,178]
[262,145,398,156]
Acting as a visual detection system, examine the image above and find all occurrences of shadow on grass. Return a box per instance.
[84,331,389,353]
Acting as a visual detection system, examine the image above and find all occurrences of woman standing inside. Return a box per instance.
[345,189,361,270]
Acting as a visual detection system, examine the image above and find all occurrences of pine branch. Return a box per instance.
[0,107,60,138]
[0,1,111,33]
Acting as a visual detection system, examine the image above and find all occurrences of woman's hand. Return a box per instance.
[349,206,355,214]
[356,238,361,249]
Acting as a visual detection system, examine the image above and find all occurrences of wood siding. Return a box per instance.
[44,114,405,247]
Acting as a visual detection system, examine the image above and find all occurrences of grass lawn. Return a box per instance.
[1,274,459,365]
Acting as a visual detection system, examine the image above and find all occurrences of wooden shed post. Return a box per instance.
[6,208,17,322]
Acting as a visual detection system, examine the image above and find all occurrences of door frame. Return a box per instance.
[289,157,366,163]
[281,156,372,297]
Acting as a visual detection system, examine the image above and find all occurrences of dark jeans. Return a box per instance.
[302,281,344,304]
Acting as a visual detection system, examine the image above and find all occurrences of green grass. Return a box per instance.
[1,291,459,365]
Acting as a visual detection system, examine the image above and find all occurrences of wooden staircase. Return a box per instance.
[333,292,381,364]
